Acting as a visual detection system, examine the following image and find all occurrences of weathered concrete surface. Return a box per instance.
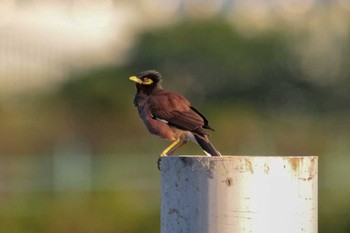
[161,156,318,233]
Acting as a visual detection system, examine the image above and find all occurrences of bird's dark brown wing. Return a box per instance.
[189,106,214,131]
[147,90,213,135]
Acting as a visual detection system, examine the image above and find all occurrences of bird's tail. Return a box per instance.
[194,135,222,156]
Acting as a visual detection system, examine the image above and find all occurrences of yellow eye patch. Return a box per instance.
[142,78,153,85]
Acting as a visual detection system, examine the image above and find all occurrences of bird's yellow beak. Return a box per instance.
[129,76,143,84]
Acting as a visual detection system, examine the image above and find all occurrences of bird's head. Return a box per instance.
[129,70,162,94]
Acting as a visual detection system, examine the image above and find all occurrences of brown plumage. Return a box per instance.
[129,70,221,157]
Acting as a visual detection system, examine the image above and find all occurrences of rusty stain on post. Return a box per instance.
[284,156,317,181]
[244,158,254,174]
[288,157,301,173]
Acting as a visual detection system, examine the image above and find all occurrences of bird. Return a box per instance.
[129,70,221,165]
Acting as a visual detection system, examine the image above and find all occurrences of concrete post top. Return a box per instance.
[161,155,318,181]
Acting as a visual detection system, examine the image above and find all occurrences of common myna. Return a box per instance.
[129,70,221,160]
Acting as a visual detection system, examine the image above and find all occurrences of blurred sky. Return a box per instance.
[1,0,350,94]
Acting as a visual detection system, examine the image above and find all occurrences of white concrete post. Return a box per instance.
[161,156,318,233]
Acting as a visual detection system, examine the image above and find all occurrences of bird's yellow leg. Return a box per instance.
[161,138,181,156]
[168,141,187,155]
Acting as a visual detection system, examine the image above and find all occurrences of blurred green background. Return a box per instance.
[1,0,350,232]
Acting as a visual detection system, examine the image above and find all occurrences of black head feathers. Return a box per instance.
[129,70,163,94]
[137,70,162,84]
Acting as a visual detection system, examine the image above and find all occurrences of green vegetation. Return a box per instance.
[0,192,160,233]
